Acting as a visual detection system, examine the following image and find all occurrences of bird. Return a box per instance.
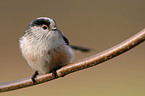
[19,17,90,84]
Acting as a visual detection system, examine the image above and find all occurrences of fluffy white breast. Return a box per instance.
[20,31,74,73]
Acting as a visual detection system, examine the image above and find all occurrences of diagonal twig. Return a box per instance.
[0,28,145,92]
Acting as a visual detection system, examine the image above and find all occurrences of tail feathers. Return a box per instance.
[70,45,91,52]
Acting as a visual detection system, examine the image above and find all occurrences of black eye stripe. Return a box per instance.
[31,19,50,27]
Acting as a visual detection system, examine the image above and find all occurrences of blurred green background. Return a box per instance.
[0,0,145,96]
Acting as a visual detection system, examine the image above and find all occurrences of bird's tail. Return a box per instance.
[70,45,91,52]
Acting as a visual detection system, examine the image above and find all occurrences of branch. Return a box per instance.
[0,28,145,92]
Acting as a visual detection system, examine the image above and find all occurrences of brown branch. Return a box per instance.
[0,28,145,92]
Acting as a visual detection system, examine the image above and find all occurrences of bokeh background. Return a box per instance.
[0,0,145,96]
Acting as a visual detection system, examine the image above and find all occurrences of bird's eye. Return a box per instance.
[42,25,48,30]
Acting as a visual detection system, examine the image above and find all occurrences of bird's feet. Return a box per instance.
[51,68,59,78]
[31,71,39,84]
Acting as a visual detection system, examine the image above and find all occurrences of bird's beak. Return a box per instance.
[51,27,57,31]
